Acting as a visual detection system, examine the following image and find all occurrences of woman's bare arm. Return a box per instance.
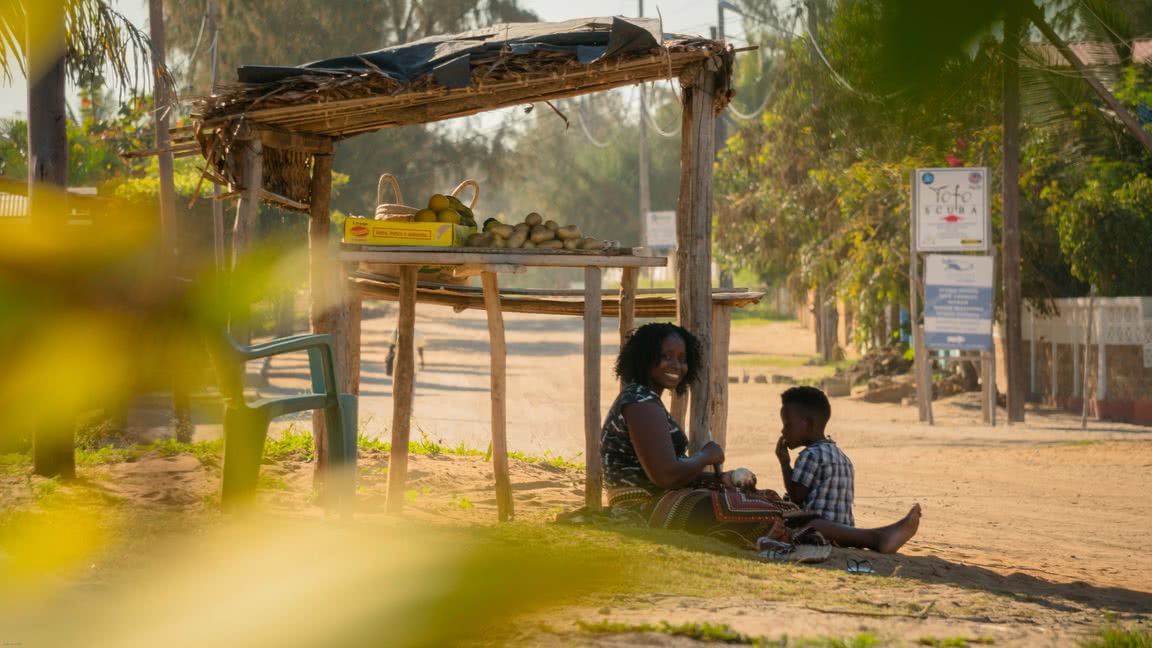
[624,401,724,489]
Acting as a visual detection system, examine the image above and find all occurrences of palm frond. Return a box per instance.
[0,0,174,98]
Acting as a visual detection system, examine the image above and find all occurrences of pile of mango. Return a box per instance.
[465,212,604,250]
[414,194,477,228]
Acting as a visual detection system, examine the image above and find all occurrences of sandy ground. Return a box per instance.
[8,305,1147,645]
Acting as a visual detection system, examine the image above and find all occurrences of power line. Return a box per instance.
[576,96,613,148]
[801,8,900,102]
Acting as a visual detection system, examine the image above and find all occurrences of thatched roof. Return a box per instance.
[172,17,733,210]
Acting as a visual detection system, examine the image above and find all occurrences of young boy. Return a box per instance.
[775,386,855,526]
[772,385,923,553]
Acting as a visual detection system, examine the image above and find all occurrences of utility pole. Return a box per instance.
[638,0,650,260]
[208,0,226,275]
[715,2,737,289]
[1002,0,1026,422]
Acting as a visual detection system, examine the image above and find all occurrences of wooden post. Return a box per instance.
[676,61,719,451]
[709,303,732,451]
[1002,3,1026,423]
[386,265,418,513]
[584,266,603,511]
[619,267,639,390]
[348,294,362,396]
[307,152,337,478]
[482,271,513,521]
[28,0,74,480]
[232,139,262,346]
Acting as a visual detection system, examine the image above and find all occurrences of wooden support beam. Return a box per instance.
[482,271,513,521]
[308,152,340,479]
[676,62,718,452]
[583,266,604,511]
[619,267,639,390]
[231,139,262,346]
[709,303,732,451]
[260,189,309,212]
[351,280,764,316]
[386,265,418,514]
[254,126,334,154]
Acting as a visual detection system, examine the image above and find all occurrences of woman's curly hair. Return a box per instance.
[614,322,703,395]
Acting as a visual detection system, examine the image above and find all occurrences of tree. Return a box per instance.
[3,0,168,478]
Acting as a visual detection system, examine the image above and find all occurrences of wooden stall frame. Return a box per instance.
[173,22,736,520]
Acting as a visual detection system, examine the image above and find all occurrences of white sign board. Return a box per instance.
[913,167,990,252]
[924,254,995,351]
[645,210,676,248]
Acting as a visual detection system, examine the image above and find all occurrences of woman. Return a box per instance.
[601,322,919,556]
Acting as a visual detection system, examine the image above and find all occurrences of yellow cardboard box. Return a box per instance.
[343,217,474,247]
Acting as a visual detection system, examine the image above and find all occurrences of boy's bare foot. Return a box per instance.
[876,503,922,554]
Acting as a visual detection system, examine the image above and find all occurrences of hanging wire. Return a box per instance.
[641,82,682,137]
[576,95,612,148]
[727,92,770,121]
[727,16,771,122]
[185,5,210,76]
[801,8,902,102]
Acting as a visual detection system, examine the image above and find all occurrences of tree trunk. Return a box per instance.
[150,0,191,440]
[1003,3,1026,422]
[28,0,74,479]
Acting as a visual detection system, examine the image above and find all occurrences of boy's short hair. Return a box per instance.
[780,386,831,426]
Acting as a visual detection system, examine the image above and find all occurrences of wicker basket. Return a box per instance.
[450,179,480,211]
[373,174,419,221]
[359,177,482,286]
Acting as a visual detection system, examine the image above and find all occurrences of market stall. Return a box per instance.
[174,17,737,519]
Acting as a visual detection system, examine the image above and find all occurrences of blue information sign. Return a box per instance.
[923,255,994,351]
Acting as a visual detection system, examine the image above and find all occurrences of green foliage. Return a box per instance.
[263,425,315,463]
[716,0,1152,349]
[1056,171,1152,295]
[507,449,583,470]
[919,636,996,647]
[75,445,139,465]
[576,619,880,647]
[150,438,224,466]
[257,472,290,491]
[1082,624,1152,648]
[74,414,126,451]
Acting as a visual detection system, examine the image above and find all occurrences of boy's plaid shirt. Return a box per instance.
[791,439,855,526]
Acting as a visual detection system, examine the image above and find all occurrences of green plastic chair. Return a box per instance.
[210,332,357,509]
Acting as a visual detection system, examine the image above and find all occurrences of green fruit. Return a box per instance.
[483,218,501,232]
[447,195,475,221]
[436,209,462,224]
[414,209,438,222]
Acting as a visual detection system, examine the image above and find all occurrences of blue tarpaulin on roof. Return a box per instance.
[237,17,665,89]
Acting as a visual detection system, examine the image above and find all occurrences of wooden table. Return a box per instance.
[338,246,667,521]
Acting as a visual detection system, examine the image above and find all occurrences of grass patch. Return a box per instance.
[76,445,141,465]
[576,620,879,647]
[257,472,290,491]
[1083,625,1152,648]
[577,620,750,643]
[919,636,996,647]
[0,452,30,475]
[508,449,583,470]
[150,439,224,466]
[730,354,816,368]
[730,301,796,324]
[264,425,315,462]
[356,433,582,469]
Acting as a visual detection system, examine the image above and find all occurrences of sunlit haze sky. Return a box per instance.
[0,0,751,117]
